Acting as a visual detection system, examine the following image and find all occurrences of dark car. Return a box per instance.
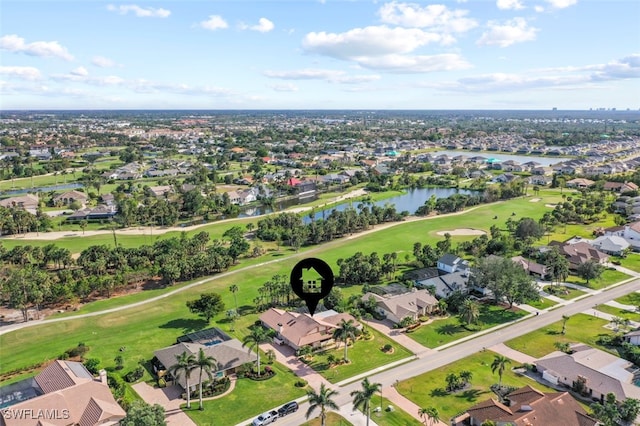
[278,401,299,417]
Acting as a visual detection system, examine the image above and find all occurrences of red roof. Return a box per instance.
[287,177,302,186]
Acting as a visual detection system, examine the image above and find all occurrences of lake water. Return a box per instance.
[237,187,474,219]
[1,183,83,197]
[431,150,570,166]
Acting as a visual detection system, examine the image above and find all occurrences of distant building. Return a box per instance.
[362,289,437,324]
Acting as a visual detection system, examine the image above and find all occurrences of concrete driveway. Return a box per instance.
[132,382,196,426]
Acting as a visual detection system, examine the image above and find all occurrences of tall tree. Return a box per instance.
[458,298,480,326]
[577,260,604,285]
[229,284,239,313]
[122,400,166,426]
[350,377,381,426]
[242,326,272,376]
[306,383,339,426]
[491,355,511,388]
[194,348,217,411]
[418,407,440,426]
[186,293,225,323]
[561,314,571,335]
[169,351,196,409]
[332,318,359,362]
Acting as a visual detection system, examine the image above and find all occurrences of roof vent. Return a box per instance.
[520,405,533,411]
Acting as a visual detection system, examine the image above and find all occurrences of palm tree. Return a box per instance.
[306,383,339,426]
[194,348,217,410]
[242,326,272,376]
[418,406,440,426]
[459,370,473,387]
[229,284,239,313]
[333,318,359,363]
[350,377,381,426]
[459,298,480,326]
[169,351,196,409]
[491,355,511,388]
[561,314,571,335]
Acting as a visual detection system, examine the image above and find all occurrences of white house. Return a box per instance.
[623,330,640,345]
[437,254,470,274]
[590,235,630,256]
[623,221,640,251]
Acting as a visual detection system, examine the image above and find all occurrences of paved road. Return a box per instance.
[266,278,640,426]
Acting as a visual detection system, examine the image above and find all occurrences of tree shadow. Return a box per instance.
[430,387,448,397]
[159,318,208,333]
[238,305,255,315]
[545,329,561,335]
[437,324,462,335]
[455,388,487,402]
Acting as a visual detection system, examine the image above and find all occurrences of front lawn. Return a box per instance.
[615,291,640,307]
[300,412,354,426]
[594,304,640,322]
[527,297,558,310]
[565,269,631,290]
[365,397,421,426]
[397,351,559,421]
[620,253,640,273]
[542,285,586,300]
[185,361,305,426]
[406,304,527,348]
[505,313,611,358]
[305,327,413,383]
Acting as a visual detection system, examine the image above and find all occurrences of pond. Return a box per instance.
[236,187,475,219]
[1,183,83,197]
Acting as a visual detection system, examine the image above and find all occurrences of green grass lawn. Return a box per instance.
[396,351,560,421]
[185,361,305,426]
[614,291,640,307]
[505,313,611,358]
[306,328,413,383]
[364,396,421,426]
[526,297,558,310]
[406,304,527,348]
[620,253,640,273]
[542,285,587,300]
[594,304,640,322]
[565,269,631,290]
[300,411,354,426]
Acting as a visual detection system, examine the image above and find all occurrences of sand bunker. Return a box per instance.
[436,228,486,236]
[529,198,541,202]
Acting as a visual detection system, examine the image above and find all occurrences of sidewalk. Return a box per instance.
[488,343,536,364]
[383,385,447,426]
[364,319,432,357]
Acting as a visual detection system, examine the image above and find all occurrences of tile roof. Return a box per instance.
[35,361,92,394]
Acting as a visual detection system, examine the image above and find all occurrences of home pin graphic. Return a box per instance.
[290,258,334,315]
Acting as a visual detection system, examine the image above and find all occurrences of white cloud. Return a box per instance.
[545,0,577,9]
[0,34,74,61]
[92,56,116,68]
[377,2,477,33]
[497,0,525,10]
[303,26,454,60]
[106,4,170,18]
[240,18,275,33]
[432,54,640,93]
[0,66,41,80]
[268,83,299,92]
[200,15,228,31]
[70,67,89,76]
[357,53,471,73]
[477,18,538,47]
[263,68,381,84]
[534,5,545,12]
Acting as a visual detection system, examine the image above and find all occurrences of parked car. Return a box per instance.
[278,401,299,417]
[252,410,278,426]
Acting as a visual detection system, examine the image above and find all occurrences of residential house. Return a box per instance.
[531,166,552,176]
[603,181,639,193]
[548,241,609,269]
[493,173,519,183]
[528,175,552,186]
[154,329,254,392]
[623,330,640,346]
[511,256,549,279]
[0,360,126,426]
[362,289,438,324]
[53,190,88,208]
[0,194,39,214]
[565,178,595,189]
[259,308,360,351]
[590,235,630,256]
[148,185,173,198]
[416,271,470,299]
[535,344,640,402]
[452,385,598,426]
[622,221,640,250]
[66,204,117,222]
[437,253,470,274]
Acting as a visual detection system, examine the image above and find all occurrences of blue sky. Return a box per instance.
[1,0,638,110]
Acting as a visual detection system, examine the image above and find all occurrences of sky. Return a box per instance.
[0,0,639,110]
